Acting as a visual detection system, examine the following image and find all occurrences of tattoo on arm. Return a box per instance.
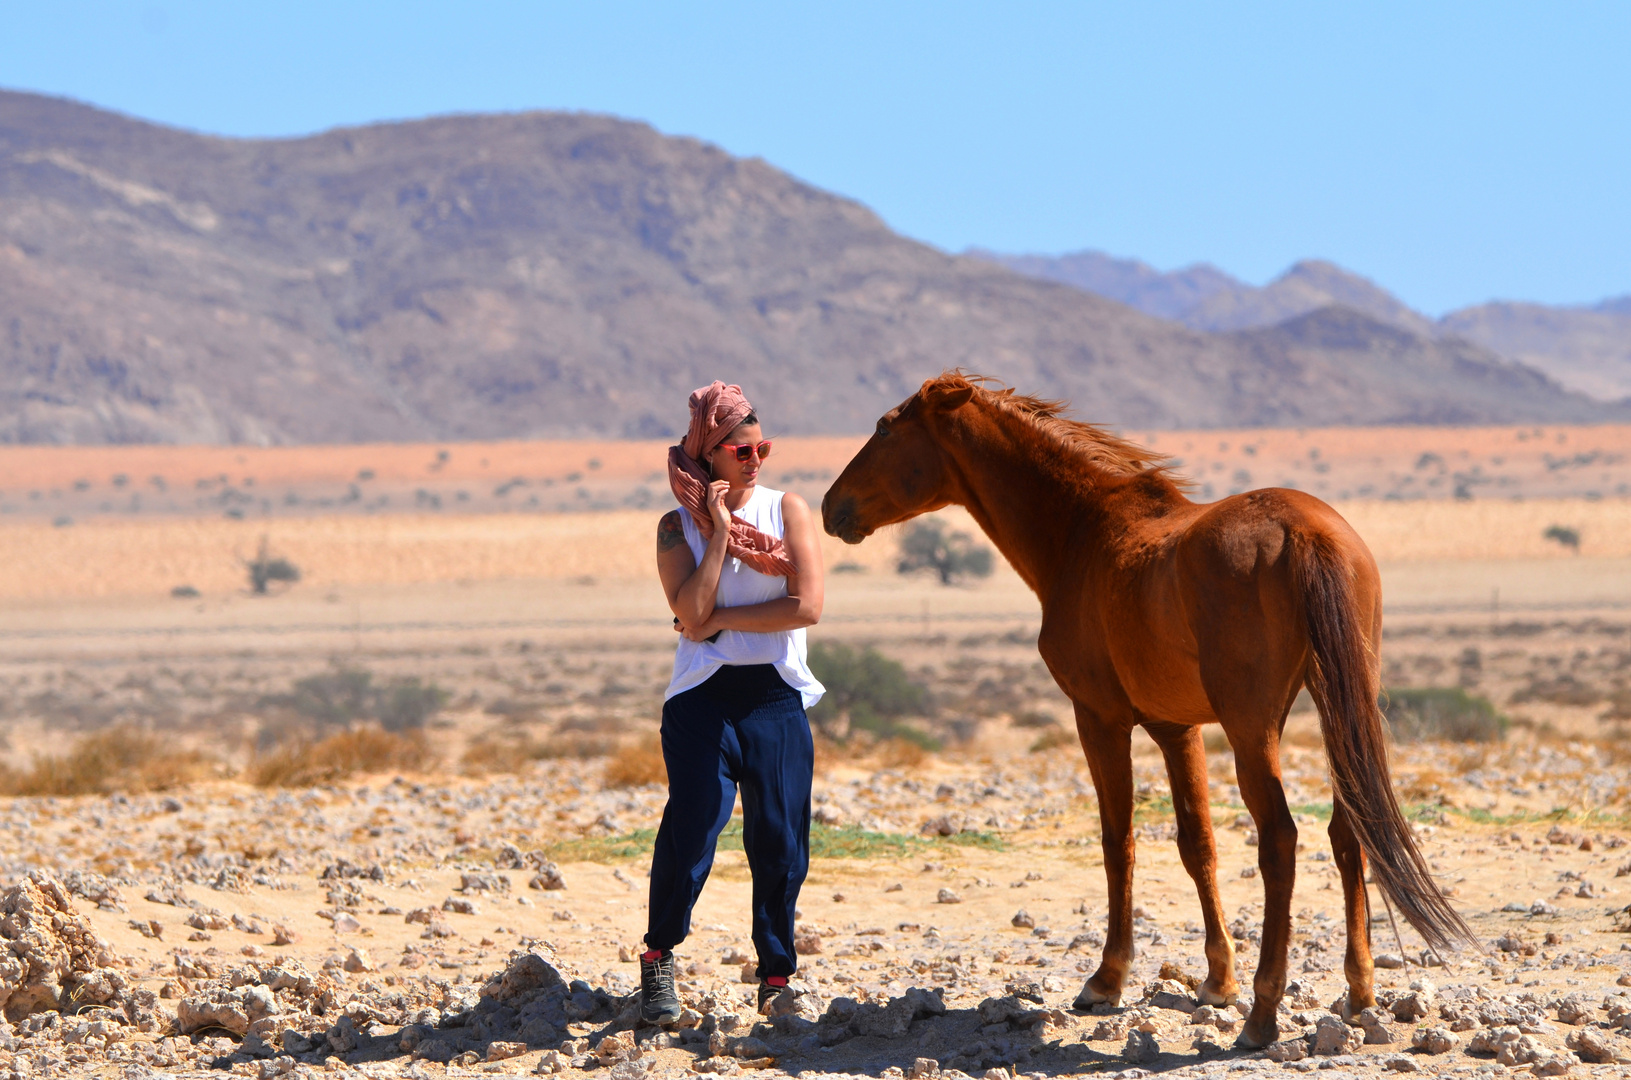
[657,511,686,553]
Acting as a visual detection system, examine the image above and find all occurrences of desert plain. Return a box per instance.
[1,427,1630,1079]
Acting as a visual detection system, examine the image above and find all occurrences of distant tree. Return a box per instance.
[1543,524,1581,553]
[897,519,993,585]
[246,536,301,594]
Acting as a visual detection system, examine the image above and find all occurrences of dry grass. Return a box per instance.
[249,727,435,788]
[877,736,930,770]
[7,495,1631,602]
[604,736,667,788]
[0,726,215,796]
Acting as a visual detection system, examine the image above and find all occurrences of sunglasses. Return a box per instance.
[716,439,773,463]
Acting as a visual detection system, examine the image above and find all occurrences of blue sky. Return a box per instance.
[3,1,1627,314]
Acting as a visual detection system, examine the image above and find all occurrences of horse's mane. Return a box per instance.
[933,372,1193,489]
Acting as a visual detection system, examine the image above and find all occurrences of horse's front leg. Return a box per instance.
[1145,720,1238,1007]
[1072,705,1135,1008]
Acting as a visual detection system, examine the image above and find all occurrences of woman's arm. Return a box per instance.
[658,481,733,627]
[683,493,824,639]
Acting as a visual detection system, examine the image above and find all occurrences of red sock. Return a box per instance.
[765,976,788,987]
[641,949,666,962]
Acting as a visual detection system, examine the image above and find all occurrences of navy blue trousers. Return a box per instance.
[645,664,812,979]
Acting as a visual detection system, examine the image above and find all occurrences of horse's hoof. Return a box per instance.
[1072,980,1121,1010]
[1197,979,1239,1007]
[1236,1018,1279,1050]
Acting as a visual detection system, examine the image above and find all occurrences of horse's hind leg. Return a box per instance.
[1073,707,1135,1008]
[1329,800,1377,1016]
[1230,739,1298,1048]
[1145,721,1238,1006]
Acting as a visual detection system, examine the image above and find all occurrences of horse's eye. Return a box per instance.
[875,420,889,438]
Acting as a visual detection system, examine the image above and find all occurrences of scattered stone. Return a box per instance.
[793,929,821,955]
[1382,1053,1421,1072]
[461,872,511,893]
[1311,1014,1363,1055]
[1413,1027,1459,1054]
[908,1057,941,1079]
[442,896,479,915]
[1566,1026,1627,1064]
[529,862,567,890]
[0,872,135,1021]
[1122,1029,1160,1064]
[1263,1037,1309,1062]
[1356,1005,1398,1044]
[1011,909,1035,929]
[937,888,962,904]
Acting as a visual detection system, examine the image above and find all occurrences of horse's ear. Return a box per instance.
[922,381,975,412]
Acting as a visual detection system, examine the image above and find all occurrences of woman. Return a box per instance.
[640,381,825,1025]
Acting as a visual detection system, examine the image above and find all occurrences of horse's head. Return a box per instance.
[822,375,976,544]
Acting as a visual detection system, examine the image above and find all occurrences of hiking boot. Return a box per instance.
[640,950,681,1025]
[757,976,790,1015]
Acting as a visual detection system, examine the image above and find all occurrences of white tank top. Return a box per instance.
[664,485,825,710]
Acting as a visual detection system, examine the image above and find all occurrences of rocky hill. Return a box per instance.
[976,248,1631,403]
[1,89,1625,444]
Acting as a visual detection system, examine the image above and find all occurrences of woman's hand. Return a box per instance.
[676,616,720,642]
[706,479,732,534]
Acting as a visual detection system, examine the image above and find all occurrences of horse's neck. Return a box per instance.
[945,412,1114,593]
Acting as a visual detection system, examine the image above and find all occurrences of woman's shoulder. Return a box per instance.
[658,508,687,552]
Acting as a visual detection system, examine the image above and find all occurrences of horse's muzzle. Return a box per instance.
[821,492,866,544]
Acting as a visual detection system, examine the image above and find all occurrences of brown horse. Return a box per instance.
[822,373,1470,1048]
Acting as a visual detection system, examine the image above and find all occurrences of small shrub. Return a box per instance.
[376,678,449,731]
[808,642,929,738]
[897,519,994,585]
[1011,709,1058,729]
[0,727,213,796]
[1382,687,1507,743]
[246,536,301,594]
[604,737,667,788]
[278,668,375,725]
[259,667,447,731]
[1543,524,1581,552]
[250,727,434,788]
[170,585,201,599]
[1029,727,1077,753]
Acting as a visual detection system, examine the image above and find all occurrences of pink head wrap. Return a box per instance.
[667,381,796,577]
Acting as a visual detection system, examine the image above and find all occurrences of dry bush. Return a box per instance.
[0,726,214,796]
[535,732,618,759]
[604,737,667,788]
[461,736,523,775]
[1029,727,1077,754]
[250,726,434,788]
[878,736,929,770]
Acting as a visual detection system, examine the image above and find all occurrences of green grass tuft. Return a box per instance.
[538,821,1005,863]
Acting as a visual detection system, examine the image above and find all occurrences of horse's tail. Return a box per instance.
[1292,529,1474,953]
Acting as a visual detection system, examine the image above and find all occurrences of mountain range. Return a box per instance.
[970,250,1631,403]
[1,88,1627,445]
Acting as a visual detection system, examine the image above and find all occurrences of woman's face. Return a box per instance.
[708,422,766,488]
